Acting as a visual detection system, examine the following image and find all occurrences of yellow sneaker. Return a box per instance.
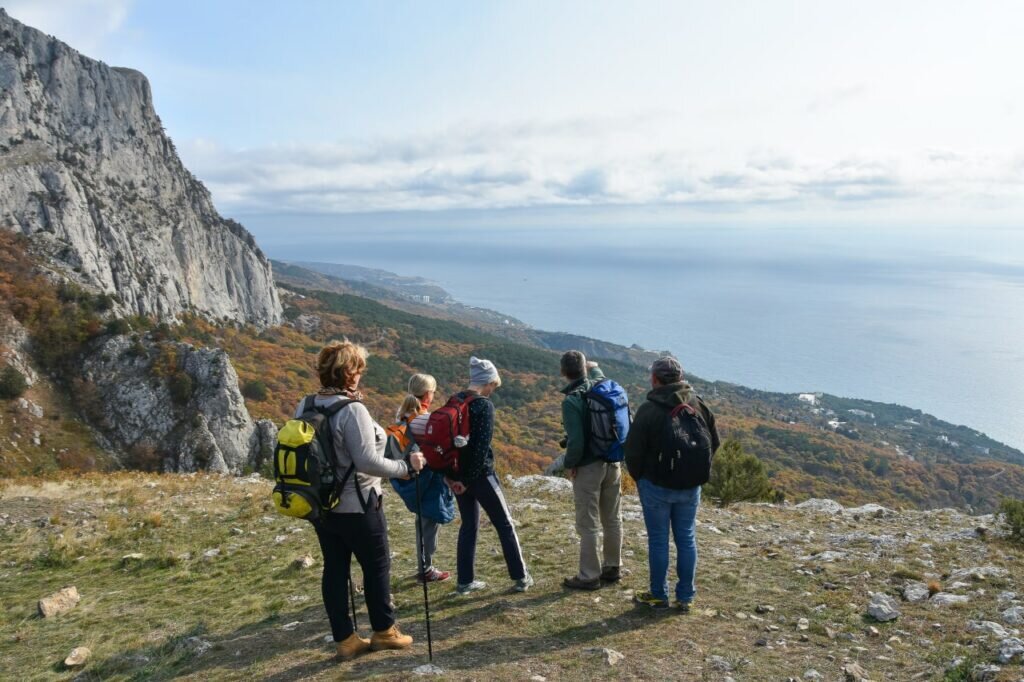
[336,633,371,660]
[370,624,413,651]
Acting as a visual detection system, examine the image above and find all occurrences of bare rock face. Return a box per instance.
[80,334,266,473]
[0,9,281,328]
[38,586,80,617]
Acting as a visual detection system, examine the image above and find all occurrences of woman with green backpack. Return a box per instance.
[303,340,425,660]
[388,373,456,583]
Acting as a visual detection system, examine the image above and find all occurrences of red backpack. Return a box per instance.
[414,393,479,472]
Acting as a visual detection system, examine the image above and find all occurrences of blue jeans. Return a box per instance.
[637,478,700,603]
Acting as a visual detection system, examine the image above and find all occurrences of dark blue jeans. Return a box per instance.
[637,478,700,603]
[455,473,527,584]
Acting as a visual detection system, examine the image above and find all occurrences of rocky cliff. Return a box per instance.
[0,8,281,327]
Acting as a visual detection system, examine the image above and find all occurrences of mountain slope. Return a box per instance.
[0,9,281,327]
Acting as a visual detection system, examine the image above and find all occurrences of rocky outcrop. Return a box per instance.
[0,9,281,327]
[80,334,266,473]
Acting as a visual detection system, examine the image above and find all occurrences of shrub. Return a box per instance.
[703,439,773,508]
[1000,498,1024,543]
[0,365,28,399]
[241,379,269,401]
[125,443,163,471]
[105,318,132,335]
[167,372,194,406]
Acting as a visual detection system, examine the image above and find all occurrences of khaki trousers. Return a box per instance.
[573,461,623,581]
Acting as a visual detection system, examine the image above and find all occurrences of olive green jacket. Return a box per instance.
[560,366,606,469]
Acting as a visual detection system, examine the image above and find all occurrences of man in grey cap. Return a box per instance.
[625,355,719,612]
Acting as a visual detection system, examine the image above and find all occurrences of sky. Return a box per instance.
[6,0,1024,224]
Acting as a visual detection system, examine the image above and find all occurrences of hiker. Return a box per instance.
[558,351,625,591]
[302,340,426,659]
[389,373,455,583]
[445,356,533,595]
[624,356,720,612]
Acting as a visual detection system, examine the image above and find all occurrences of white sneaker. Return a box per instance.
[455,580,487,595]
[513,573,534,593]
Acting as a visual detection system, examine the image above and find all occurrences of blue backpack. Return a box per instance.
[584,379,631,462]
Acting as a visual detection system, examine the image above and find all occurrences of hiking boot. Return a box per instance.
[455,580,487,595]
[674,600,692,614]
[513,573,535,593]
[633,591,669,610]
[370,624,413,651]
[417,568,451,584]
[563,575,601,591]
[599,566,621,583]
[336,633,371,660]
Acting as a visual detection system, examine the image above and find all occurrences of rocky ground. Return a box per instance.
[0,473,1021,681]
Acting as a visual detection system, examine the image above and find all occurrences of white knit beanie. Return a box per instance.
[469,356,499,386]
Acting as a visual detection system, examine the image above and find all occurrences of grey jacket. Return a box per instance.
[294,395,409,514]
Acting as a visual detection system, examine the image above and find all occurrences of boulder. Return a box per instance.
[584,647,624,666]
[902,582,930,603]
[38,586,80,618]
[506,475,573,494]
[795,499,844,514]
[175,636,212,658]
[867,592,900,622]
[842,662,871,682]
[968,621,1010,639]
[930,593,970,607]
[997,637,1024,664]
[1003,606,1024,626]
[947,566,1009,583]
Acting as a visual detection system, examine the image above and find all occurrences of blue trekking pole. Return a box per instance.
[414,472,434,661]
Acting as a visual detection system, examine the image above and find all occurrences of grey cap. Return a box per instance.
[651,356,683,383]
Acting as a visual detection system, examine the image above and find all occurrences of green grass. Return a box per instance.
[1,473,1021,681]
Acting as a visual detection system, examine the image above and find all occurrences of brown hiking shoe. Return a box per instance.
[370,624,413,651]
[600,566,622,583]
[336,633,371,660]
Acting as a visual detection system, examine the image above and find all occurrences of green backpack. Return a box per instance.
[271,396,357,520]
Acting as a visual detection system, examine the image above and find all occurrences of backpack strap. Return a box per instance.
[302,394,317,414]
[319,397,360,417]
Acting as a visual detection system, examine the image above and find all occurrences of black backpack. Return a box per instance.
[271,396,358,521]
[651,400,714,489]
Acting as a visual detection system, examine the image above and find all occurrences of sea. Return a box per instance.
[252,220,1024,450]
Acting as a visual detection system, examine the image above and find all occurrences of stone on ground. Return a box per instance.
[902,582,930,602]
[867,592,900,622]
[413,664,445,676]
[584,647,624,665]
[294,554,315,569]
[1003,606,1024,625]
[63,647,90,667]
[930,593,970,607]
[38,586,80,618]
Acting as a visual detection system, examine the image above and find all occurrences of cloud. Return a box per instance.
[4,0,132,55]
[176,118,1024,217]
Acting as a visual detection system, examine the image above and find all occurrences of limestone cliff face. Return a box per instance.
[80,334,278,474]
[0,9,281,327]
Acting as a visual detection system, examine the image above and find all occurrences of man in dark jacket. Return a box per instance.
[625,356,719,612]
[559,351,623,590]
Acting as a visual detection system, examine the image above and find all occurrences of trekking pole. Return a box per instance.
[415,472,434,661]
[349,578,359,631]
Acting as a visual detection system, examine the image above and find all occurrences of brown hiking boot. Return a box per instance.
[336,633,371,660]
[370,624,413,651]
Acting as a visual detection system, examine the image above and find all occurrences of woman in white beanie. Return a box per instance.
[446,356,533,595]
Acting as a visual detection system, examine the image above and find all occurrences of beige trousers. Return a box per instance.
[573,461,623,581]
